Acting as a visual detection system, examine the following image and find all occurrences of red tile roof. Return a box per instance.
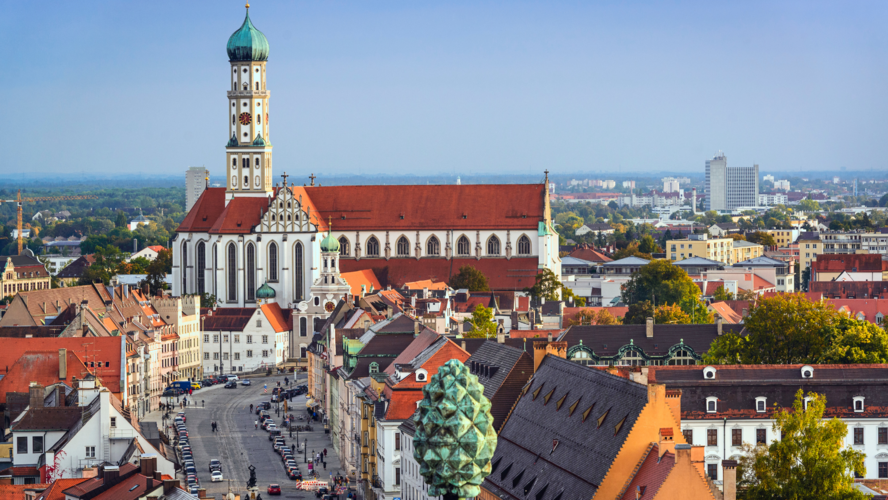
[382,330,441,376]
[0,337,122,394]
[341,269,382,296]
[0,484,50,500]
[618,445,674,500]
[708,302,743,324]
[145,245,165,252]
[569,247,613,263]
[829,299,888,324]
[751,275,774,291]
[340,258,540,291]
[260,303,290,333]
[386,339,471,420]
[202,308,255,331]
[0,350,93,403]
[402,279,449,291]
[810,281,888,299]
[305,184,544,231]
[34,478,87,500]
[813,254,885,273]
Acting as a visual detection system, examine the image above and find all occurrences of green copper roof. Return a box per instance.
[226,134,238,147]
[256,281,276,299]
[252,133,268,147]
[320,230,340,252]
[227,8,269,62]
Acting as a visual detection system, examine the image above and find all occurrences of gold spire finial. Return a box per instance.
[246,2,250,8]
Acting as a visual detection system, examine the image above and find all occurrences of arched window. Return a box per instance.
[227,243,237,302]
[293,242,304,301]
[571,350,592,367]
[425,236,440,256]
[366,237,380,257]
[518,235,531,255]
[618,349,644,366]
[232,115,235,125]
[339,237,350,257]
[196,241,206,295]
[300,317,307,337]
[668,348,695,366]
[369,362,379,374]
[457,236,470,256]
[396,236,409,257]
[255,82,259,90]
[487,235,501,256]
[181,241,188,293]
[255,157,260,167]
[244,176,249,188]
[212,243,218,298]
[246,243,256,302]
[268,242,278,282]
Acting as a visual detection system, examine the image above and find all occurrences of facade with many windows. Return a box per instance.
[200,304,290,375]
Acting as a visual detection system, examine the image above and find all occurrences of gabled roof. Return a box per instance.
[569,247,613,263]
[13,406,82,431]
[202,307,256,331]
[340,269,382,296]
[340,257,541,292]
[0,350,93,403]
[617,444,675,500]
[603,256,650,266]
[0,337,122,394]
[465,341,527,402]
[557,323,743,359]
[260,303,290,333]
[401,279,449,291]
[813,254,885,273]
[36,478,89,500]
[483,355,650,499]
[734,256,787,267]
[810,281,888,299]
[673,256,724,267]
[382,329,441,376]
[0,283,110,326]
[708,301,744,324]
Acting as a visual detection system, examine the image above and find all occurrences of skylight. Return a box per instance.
[597,409,610,428]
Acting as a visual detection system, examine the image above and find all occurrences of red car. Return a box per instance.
[267,484,281,495]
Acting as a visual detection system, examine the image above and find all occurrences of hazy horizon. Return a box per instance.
[6,1,888,176]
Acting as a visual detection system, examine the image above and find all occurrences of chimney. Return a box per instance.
[55,386,64,407]
[496,330,505,344]
[133,239,138,253]
[716,315,723,336]
[422,287,429,299]
[461,341,466,351]
[59,349,67,379]
[198,488,208,499]
[140,455,158,478]
[646,317,654,338]
[722,460,738,500]
[411,295,416,308]
[82,467,98,478]
[103,465,120,485]
[163,479,180,495]
[154,471,162,481]
[547,331,553,342]
[29,382,44,410]
[413,320,421,336]
[658,427,676,458]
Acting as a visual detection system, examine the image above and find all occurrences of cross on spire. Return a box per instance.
[281,172,288,187]
[309,173,316,187]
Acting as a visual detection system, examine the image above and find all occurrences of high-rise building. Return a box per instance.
[662,177,680,193]
[186,166,209,211]
[704,152,759,211]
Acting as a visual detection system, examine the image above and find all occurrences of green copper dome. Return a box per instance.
[320,231,340,253]
[252,133,268,147]
[227,7,269,62]
[256,281,276,299]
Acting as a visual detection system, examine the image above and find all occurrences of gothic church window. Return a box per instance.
[268,242,278,282]
[294,242,304,301]
[181,242,188,293]
[246,243,256,302]
[367,237,380,257]
[339,237,350,257]
[227,244,237,302]
[518,235,531,255]
[196,242,206,295]
[397,237,409,257]
[427,236,440,256]
[457,236,470,256]
[487,236,501,256]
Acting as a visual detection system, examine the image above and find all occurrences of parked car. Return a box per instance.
[211,470,224,482]
[267,484,281,495]
[191,382,201,390]
[287,469,302,481]
[224,381,237,389]
[209,459,222,472]
[225,374,239,381]
[177,412,187,423]
[241,379,252,386]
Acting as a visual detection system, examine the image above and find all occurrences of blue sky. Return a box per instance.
[4,1,887,177]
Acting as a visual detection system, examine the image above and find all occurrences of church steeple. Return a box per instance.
[225,4,273,201]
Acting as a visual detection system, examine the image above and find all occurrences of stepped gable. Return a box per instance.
[482,355,649,499]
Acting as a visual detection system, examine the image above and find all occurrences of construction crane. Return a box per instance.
[0,190,99,254]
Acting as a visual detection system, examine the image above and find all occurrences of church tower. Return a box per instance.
[225,4,273,201]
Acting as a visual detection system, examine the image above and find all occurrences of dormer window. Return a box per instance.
[853,396,865,413]
[415,369,428,382]
[706,396,718,413]
[755,397,767,413]
[801,365,813,379]
[703,366,717,380]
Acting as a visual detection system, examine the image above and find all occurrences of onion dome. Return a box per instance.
[320,230,340,253]
[226,134,238,147]
[227,5,269,62]
[252,133,268,147]
[256,280,276,299]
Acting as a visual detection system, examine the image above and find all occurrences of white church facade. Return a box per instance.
[172,5,561,358]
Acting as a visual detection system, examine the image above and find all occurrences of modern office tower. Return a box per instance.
[704,152,759,211]
[186,166,209,211]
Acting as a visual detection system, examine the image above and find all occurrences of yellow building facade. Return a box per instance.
[667,236,763,265]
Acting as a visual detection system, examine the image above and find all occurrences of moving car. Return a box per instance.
[224,381,237,389]
[209,459,222,472]
[211,470,224,482]
[241,379,252,386]
[267,484,281,495]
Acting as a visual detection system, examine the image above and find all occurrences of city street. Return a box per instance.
[147,374,344,499]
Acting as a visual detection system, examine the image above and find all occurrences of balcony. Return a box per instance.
[371,475,383,489]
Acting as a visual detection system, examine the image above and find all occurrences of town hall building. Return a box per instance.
[173,5,561,358]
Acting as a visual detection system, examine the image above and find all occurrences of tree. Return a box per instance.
[449,265,490,292]
[526,268,583,305]
[798,199,821,212]
[115,210,128,228]
[620,259,701,307]
[654,304,692,324]
[739,390,867,500]
[746,231,777,247]
[570,308,619,326]
[728,233,747,241]
[736,289,758,301]
[822,317,888,364]
[622,300,653,325]
[145,248,172,295]
[612,242,652,260]
[462,304,497,338]
[636,234,660,254]
[712,285,734,301]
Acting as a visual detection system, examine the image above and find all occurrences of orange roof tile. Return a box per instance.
[752,275,774,290]
[402,280,449,291]
[35,478,88,500]
[340,269,382,296]
[708,301,743,324]
[0,484,50,500]
[0,337,122,394]
[260,302,290,333]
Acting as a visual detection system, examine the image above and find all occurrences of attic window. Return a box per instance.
[703,366,717,379]
[462,214,467,219]
[511,469,525,488]
[597,409,609,428]
[400,214,404,219]
[531,384,544,401]
[853,396,865,413]
[543,389,555,405]
[706,396,718,413]
[614,415,627,436]
[534,483,549,500]
[490,457,502,474]
[555,392,568,411]
[567,397,580,416]
[500,463,512,481]
[801,365,814,379]
[523,477,537,495]
[581,404,595,422]
[755,397,767,413]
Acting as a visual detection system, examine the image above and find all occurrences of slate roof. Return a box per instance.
[557,324,743,358]
[482,355,649,498]
[650,364,888,420]
[383,329,441,376]
[734,256,787,267]
[602,256,650,267]
[465,341,533,430]
[0,326,64,338]
[673,257,725,267]
[13,406,82,431]
[202,308,254,331]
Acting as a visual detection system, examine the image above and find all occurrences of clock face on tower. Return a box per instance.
[239,112,252,125]
[324,302,335,312]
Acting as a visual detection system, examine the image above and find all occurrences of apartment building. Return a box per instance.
[667,235,764,265]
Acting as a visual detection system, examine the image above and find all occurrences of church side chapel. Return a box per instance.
[173,4,561,358]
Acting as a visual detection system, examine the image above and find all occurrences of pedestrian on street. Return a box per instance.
[250,404,254,413]
[323,448,327,456]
